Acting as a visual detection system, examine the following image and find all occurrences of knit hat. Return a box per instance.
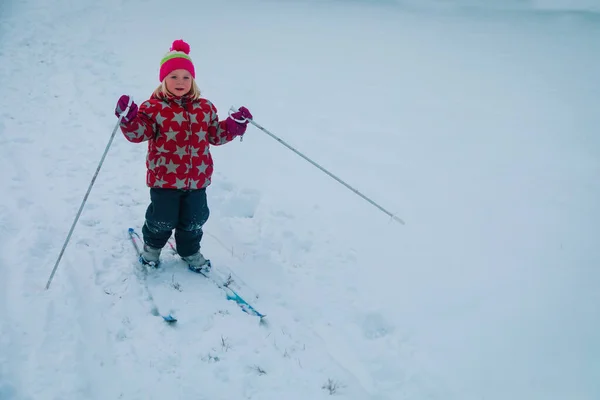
[159,39,195,82]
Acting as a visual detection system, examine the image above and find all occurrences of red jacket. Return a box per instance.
[120,92,236,190]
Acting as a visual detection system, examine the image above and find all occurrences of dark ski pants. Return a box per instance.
[142,188,210,257]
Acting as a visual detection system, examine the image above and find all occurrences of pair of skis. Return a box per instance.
[128,228,265,324]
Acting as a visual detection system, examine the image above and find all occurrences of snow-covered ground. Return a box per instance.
[1,0,599,399]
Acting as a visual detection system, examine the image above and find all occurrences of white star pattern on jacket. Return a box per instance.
[120,92,236,190]
[164,129,178,142]
[165,160,179,174]
[155,112,167,127]
[172,112,186,126]
[174,145,187,158]
[197,161,208,175]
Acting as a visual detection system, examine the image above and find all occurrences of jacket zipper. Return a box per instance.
[183,100,194,189]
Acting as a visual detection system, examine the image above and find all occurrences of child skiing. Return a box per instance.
[115,39,253,272]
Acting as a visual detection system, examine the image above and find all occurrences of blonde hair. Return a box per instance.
[152,78,202,100]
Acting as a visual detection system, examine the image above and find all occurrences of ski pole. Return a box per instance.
[229,107,405,225]
[45,98,134,290]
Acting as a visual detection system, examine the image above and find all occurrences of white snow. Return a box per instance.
[1,0,599,399]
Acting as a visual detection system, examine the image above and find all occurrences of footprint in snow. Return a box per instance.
[361,312,394,340]
[219,188,261,219]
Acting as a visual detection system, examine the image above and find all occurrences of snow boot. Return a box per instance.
[182,251,211,274]
[141,244,161,266]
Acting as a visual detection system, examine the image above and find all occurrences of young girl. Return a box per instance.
[115,39,252,272]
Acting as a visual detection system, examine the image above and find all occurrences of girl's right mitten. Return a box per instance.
[115,95,138,124]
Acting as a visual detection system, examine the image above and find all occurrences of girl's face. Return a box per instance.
[165,69,193,96]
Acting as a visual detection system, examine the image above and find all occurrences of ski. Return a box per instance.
[127,228,177,324]
[166,239,267,320]
[128,228,265,322]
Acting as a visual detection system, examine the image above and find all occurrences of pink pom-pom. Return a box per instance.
[170,39,190,54]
